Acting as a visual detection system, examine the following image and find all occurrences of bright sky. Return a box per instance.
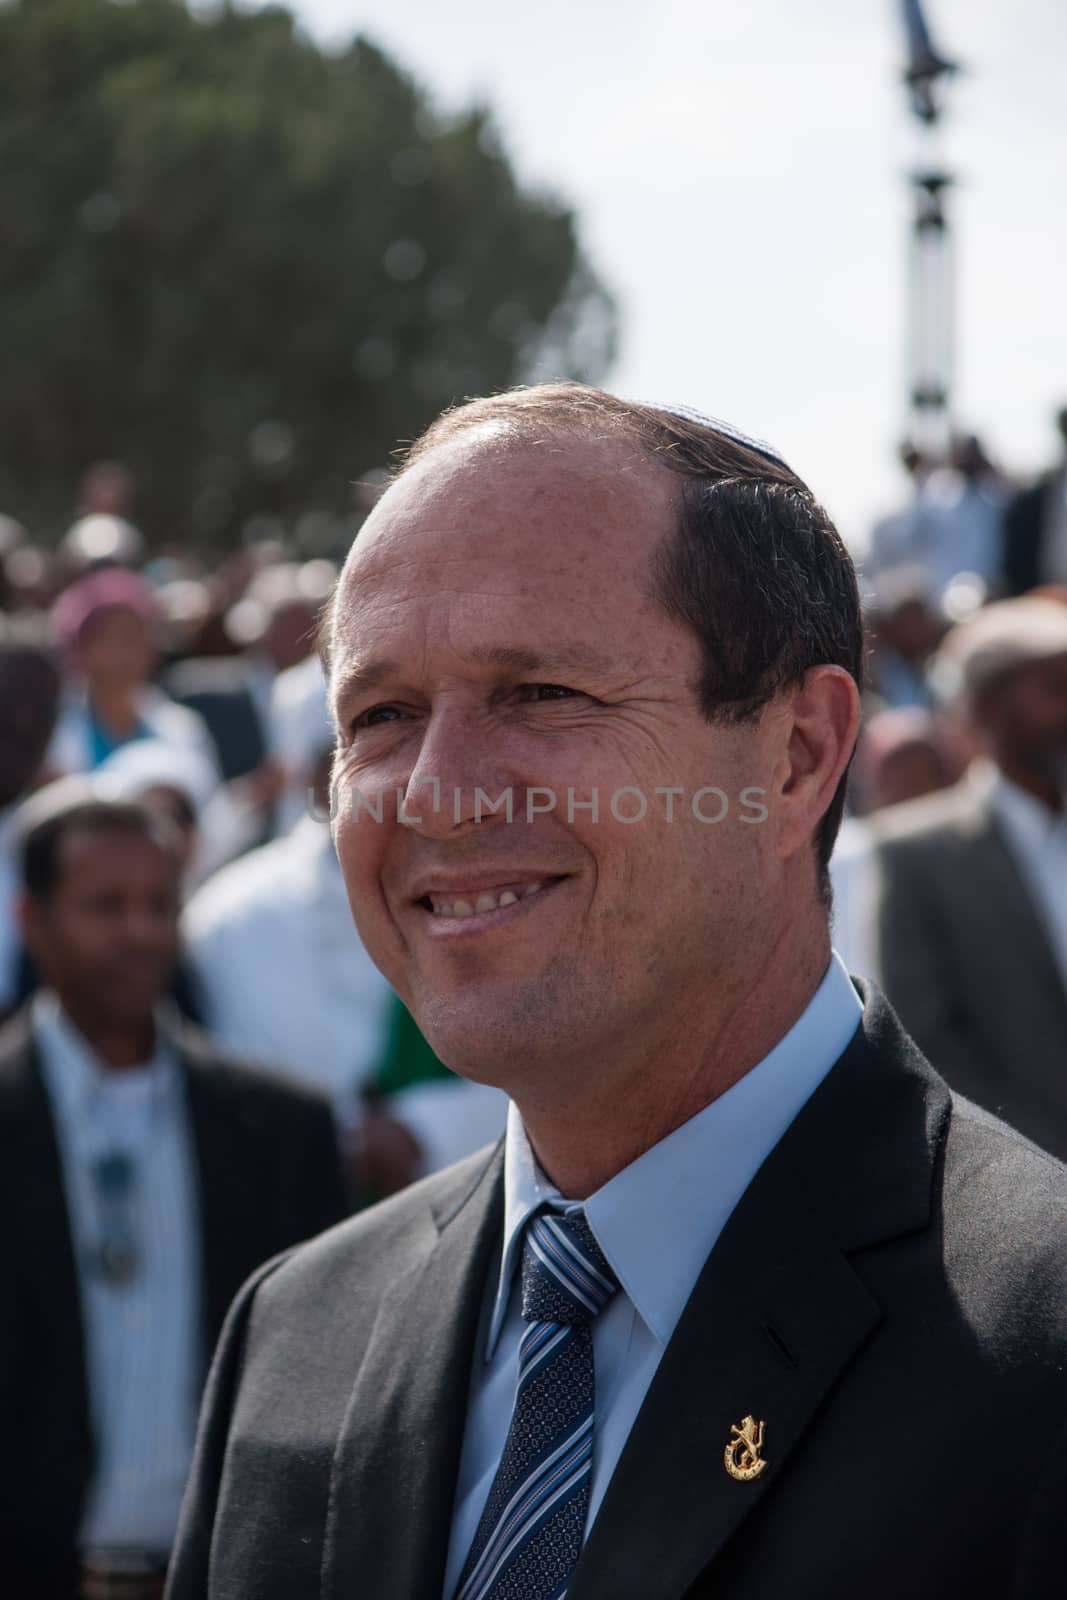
[277,0,1066,549]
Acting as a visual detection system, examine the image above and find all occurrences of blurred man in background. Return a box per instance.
[829,707,966,978]
[867,434,1007,602]
[876,596,1067,1156]
[58,462,146,577]
[909,432,1008,597]
[862,566,946,710]
[1003,403,1067,594]
[0,794,346,1598]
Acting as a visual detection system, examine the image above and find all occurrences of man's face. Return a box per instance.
[329,436,783,1097]
[22,828,180,1029]
[985,652,1067,785]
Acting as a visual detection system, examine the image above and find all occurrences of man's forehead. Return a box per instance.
[327,431,677,686]
[353,430,668,554]
[60,825,178,873]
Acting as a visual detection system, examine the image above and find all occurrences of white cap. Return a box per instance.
[935,597,1067,702]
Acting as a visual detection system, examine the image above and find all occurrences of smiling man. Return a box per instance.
[168,387,1067,1600]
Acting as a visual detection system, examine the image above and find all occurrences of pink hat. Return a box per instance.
[50,567,161,664]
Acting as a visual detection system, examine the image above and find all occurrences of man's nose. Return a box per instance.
[398,705,516,839]
[118,904,176,949]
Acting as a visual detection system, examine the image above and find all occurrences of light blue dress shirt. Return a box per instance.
[443,953,862,1596]
[33,993,203,1552]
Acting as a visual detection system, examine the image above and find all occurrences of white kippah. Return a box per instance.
[631,397,793,472]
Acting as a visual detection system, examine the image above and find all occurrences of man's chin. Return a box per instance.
[93,993,165,1034]
[411,993,562,1091]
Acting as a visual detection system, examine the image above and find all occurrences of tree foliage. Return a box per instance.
[0,0,616,546]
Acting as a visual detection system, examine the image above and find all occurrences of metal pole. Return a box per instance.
[907,168,954,457]
[898,1,959,458]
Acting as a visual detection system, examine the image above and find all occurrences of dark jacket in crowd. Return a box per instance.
[875,780,1067,1159]
[1002,464,1067,595]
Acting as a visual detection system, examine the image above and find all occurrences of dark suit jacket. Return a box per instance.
[874,779,1067,1158]
[0,1011,348,1596]
[162,657,269,783]
[1002,465,1067,596]
[166,985,1067,1600]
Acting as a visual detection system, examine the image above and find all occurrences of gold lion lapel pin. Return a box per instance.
[724,1415,768,1481]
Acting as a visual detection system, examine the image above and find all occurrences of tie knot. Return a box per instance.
[520,1208,619,1326]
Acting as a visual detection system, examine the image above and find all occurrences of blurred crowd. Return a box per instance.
[828,402,1067,1164]
[3,407,1067,1593]
[1,458,509,1180]
[1,457,509,1595]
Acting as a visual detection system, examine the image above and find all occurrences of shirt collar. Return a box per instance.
[32,989,177,1125]
[982,760,1066,844]
[488,951,862,1357]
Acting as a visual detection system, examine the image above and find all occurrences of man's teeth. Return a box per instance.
[431,881,545,917]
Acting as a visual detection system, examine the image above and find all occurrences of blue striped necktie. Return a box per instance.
[453,1206,619,1600]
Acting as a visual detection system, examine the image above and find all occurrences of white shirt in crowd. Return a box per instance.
[47,685,219,779]
[34,993,201,1553]
[183,814,392,1124]
[868,470,1006,598]
[268,654,332,836]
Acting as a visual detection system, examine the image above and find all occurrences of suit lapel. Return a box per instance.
[960,807,1067,1024]
[571,1221,879,1600]
[570,986,950,1600]
[1,1022,93,1472]
[321,1144,505,1600]
[183,1056,261,1350]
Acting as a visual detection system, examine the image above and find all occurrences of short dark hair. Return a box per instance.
[21,796,181,902]
[327,383,865,897]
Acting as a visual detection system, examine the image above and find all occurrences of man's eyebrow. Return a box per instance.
[331,659,400,715]
[465,644,617,675]
[332,643,617,711]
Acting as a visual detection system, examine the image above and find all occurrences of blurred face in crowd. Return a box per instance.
[871,741,953,810]
[80,460,134,517]
[329,433,832,1100]
[77,603,156,689]
[0,649,59,808]
[978,651,1067,798]
[262,598,316,673]
[22,826,181,1033]
[875,598,945,665]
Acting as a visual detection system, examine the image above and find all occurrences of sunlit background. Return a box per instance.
[283,0,1067,551]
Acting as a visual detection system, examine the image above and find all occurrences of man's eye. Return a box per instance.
[521,684,578,702]
[351,705,406,731]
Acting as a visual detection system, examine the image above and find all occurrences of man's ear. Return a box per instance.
[773,666,861,864]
